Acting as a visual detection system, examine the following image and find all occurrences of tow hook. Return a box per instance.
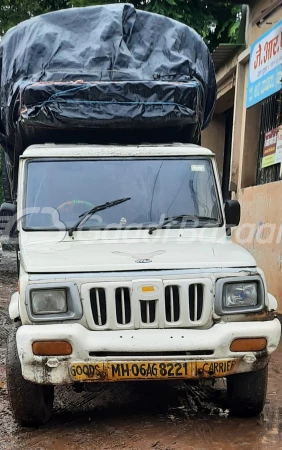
[243,354,256,364]
[46,358,60,368]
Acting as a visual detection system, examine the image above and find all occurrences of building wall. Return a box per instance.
[202,114,225,180]
[235,181,282,313]
[249,0,282,45]
[235,3,282,311]
[202,57,237,182]
[209,1,282,310]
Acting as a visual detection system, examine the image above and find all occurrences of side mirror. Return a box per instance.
[0,202,17,237]
[224,200,240,228]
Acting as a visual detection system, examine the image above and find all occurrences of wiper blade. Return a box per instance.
[148,215,218,235]
[68,197,131,236]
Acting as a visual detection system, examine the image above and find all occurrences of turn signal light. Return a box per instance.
[230,338,267,352]
[142,286,155,292]
[32,341,72,356]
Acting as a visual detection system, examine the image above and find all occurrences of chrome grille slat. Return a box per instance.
[95,288,102,326]
[170,286,174,322]
[194,284,198,322]
[121,288,126,325]
[146,301,150,323]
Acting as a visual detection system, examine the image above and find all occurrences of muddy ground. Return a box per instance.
[0,251,282,450]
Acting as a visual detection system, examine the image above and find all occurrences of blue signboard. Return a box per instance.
[247,20,282,108]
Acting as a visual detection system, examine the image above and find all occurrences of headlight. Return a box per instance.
[215,276,264,315]
[31,289,67,315]
[26,282,82,322]
[223,282,258,308]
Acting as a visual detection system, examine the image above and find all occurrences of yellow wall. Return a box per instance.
[234,181,282,313]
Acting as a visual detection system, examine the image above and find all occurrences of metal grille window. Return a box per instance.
[115,288,131,325]
[90,288,107,326]
[165,286,180,322]
[257,91,282,185]
[188,284,204,322]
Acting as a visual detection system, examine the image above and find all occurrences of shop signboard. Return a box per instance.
[262,129,278,168]
[247,20,282,108]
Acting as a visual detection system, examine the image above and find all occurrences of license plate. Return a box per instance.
[70,359,239,382]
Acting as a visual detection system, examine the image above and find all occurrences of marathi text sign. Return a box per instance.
[247,20,282,108]
[262,129,277,168]
[275,128,282,166]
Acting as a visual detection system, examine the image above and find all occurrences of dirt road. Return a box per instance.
[0,251,282,450]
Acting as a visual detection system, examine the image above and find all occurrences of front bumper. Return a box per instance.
[16,319,281,384]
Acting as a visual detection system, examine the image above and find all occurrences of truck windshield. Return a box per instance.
[23,158,222,230]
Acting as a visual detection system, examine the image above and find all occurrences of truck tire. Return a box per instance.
[1,148,12,202]
[6,324,54,426]
[227,366,268,417]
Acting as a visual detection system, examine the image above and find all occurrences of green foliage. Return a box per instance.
[0,0,69,35]
[228,6,242,40]
[0,0,242,50]
[69,0,242,49]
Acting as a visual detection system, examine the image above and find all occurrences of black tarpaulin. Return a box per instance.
[0,3,216,159]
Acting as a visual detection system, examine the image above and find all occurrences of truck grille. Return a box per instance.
[85,278,212,330]
[140,300,157,324]
[188,284,204,322]
[165,286,180,323]
[90,288,107,326]
[115,287,131,325]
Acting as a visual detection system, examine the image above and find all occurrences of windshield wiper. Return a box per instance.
[68,197,131,237]
[148,215,219,235]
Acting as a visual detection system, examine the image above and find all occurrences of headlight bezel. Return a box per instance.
[26,282,82,322]
[215,275,265,315]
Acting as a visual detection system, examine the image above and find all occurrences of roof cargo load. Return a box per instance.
[0,4,216,162]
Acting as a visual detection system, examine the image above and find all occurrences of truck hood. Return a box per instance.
[20,238,256,273]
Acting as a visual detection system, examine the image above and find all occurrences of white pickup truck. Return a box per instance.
[2,143,281,426]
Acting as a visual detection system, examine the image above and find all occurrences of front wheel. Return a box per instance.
[6,324,54,426]
[227,366,268,417]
